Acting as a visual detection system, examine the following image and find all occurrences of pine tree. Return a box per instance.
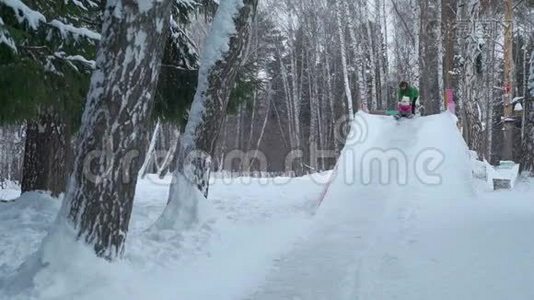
[1,0,218,195]
[0,0,101,196]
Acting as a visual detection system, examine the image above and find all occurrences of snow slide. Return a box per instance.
[250,112,477,299]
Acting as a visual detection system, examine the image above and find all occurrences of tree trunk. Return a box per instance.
[522,102,534,174]
[21,112,71,197]
[0,126,24,185]
[277,43,297,154]
[441,0,457,92]
[156,124,180,177]
[522,50,534,174]
[419,0,441,115]
[381,0,391,107]
[51,0,172,260]
[456,0,486,156]
[335,0,354,119]
[362,1,378,110]
[155,0,258,231]
[502,0,514,160]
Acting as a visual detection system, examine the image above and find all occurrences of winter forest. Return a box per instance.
[1,0,534,299]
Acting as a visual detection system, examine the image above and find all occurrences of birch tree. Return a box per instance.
[335,0,354,118]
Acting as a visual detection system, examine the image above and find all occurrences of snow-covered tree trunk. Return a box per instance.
[155,0,258,230]
[456,0,485,157]
[50,0,172,260]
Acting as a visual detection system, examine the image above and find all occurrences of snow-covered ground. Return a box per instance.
[0,174,328,300]
[1,112,534,300]
[0,181,21,202]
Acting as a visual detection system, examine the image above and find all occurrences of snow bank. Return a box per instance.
[0,192,60,280]
[471,157,521,190]
[0,181,20,201]
[151,172,216,231]
[357,176,534,300]
[0,174,325,299]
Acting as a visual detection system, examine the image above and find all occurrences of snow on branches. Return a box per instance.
[0,0,101,53]
[1,0,45,30]
[0,17,16,52]
[48,19,101,41]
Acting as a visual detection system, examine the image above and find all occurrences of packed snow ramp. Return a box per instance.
[250,112,477,300]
